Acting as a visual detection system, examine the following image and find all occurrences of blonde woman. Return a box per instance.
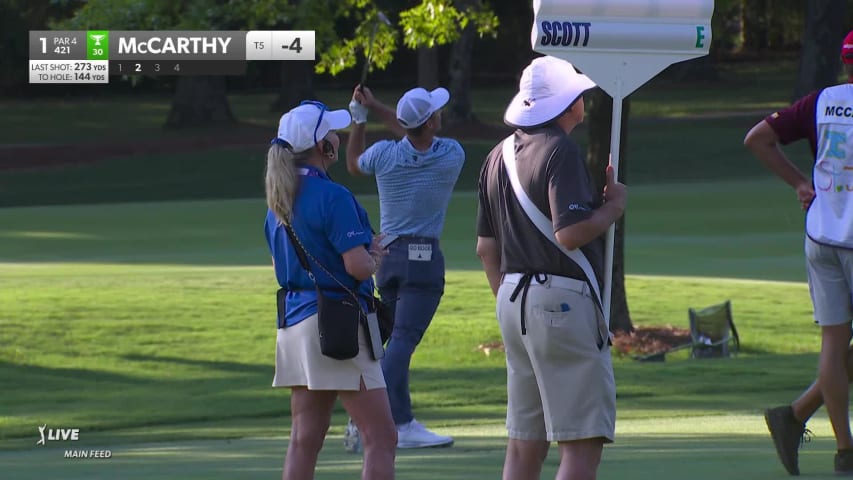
[263,101,396,480]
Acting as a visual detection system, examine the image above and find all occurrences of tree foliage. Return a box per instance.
[1,0,84,92]
[51,0,500,84]
[315,13,398,76]
[59,0,217,30]
[59,0,329,31]
[399,0,498,48]
[317,0,499,77]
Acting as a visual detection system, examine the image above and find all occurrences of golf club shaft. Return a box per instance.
[360,23,380,87]
[360,12,391,89]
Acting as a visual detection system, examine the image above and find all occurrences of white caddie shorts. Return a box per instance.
[497,274,616,443]
[805,236,853,326]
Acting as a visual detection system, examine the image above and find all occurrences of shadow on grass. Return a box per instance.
[0,353,823,448]
[120,354,265,374]
[0,361,148,386]
[0,429,832,480]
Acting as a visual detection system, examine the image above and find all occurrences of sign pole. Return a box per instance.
[602,79,623,324]
[531,0,714,329]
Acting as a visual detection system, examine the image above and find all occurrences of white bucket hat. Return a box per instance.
[504,56,596,128]
[274,101,352,152]
[396,87,450,129]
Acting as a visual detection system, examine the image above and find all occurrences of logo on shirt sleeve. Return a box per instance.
[568,203,591,212]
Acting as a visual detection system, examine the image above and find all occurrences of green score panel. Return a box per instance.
[87,30,109,60]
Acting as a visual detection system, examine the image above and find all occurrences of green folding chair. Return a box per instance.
[689,300,740,359]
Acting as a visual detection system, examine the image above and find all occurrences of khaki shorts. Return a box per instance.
[497,274,615,443]
[805,236,853,326]
[273,313,386,391]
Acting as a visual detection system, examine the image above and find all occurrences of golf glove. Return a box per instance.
[349,100,369,124]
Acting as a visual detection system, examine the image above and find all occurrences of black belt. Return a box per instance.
[508,273,548,335]
[398,235,439,243]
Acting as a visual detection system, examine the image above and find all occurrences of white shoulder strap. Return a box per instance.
[501,135,603,314]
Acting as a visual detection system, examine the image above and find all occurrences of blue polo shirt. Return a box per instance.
[358,136,465,238]
[264,166,375,327]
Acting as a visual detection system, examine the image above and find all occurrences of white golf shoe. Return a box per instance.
[396,419,453,449]
[343,418,361,454]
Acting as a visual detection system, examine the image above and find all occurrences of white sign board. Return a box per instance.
[531,0,714,325]
[532,0,713,97]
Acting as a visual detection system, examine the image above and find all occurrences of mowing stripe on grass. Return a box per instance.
[0,414,837,480]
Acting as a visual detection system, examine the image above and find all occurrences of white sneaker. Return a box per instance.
[343,418,361,454]
[396,419,453,449]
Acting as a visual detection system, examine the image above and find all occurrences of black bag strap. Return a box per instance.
[281,220,365,314]
[282,220,313,273]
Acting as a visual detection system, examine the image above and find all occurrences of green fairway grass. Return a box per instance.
[0,116,813,208]
[2,58,816,208]
[2,40,834,480]
[0,262,821,441]
[2,181,819,442]
[0,179,810,278]
[0,415,841,479]
[0,178,826,478]
[1,59,800,146]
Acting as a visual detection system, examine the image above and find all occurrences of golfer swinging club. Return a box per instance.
[344,84,465,450]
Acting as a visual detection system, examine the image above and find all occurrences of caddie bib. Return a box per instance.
[808,84,853,248]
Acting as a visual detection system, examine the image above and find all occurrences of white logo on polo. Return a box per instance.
[346,230,364,238]
[36,425,79,445]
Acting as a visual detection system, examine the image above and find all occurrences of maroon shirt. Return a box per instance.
[764,90,821,157]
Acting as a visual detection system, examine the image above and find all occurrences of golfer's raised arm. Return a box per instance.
[345,122,366,176]
[345,86,369,176]
[357,85,406,138]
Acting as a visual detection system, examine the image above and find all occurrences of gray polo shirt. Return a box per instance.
[476,124,604,289]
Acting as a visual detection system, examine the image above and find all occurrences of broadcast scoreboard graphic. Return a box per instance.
[29,30,316,84]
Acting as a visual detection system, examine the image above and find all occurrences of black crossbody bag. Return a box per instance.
[281,222,362,360]
[279,222,394,360]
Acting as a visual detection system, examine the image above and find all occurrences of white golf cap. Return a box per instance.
[275,101,352,152]
[504,56,596,128]
[396,87,450,129]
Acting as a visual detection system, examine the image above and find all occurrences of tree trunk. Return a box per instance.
[793,0,846,99]
[446,0,477,124]
[741,0,770,52]
[586,88,633,333]
[165,76,235,128]
[271,61,316,113]
[417,46,439,89]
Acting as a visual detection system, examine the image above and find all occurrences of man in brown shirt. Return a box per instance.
[476,56,626,480]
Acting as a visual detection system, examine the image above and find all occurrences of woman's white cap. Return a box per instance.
[275,101,352,152]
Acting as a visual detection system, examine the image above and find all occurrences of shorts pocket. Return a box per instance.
[542,310,572,328]
[540,309,602,350]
